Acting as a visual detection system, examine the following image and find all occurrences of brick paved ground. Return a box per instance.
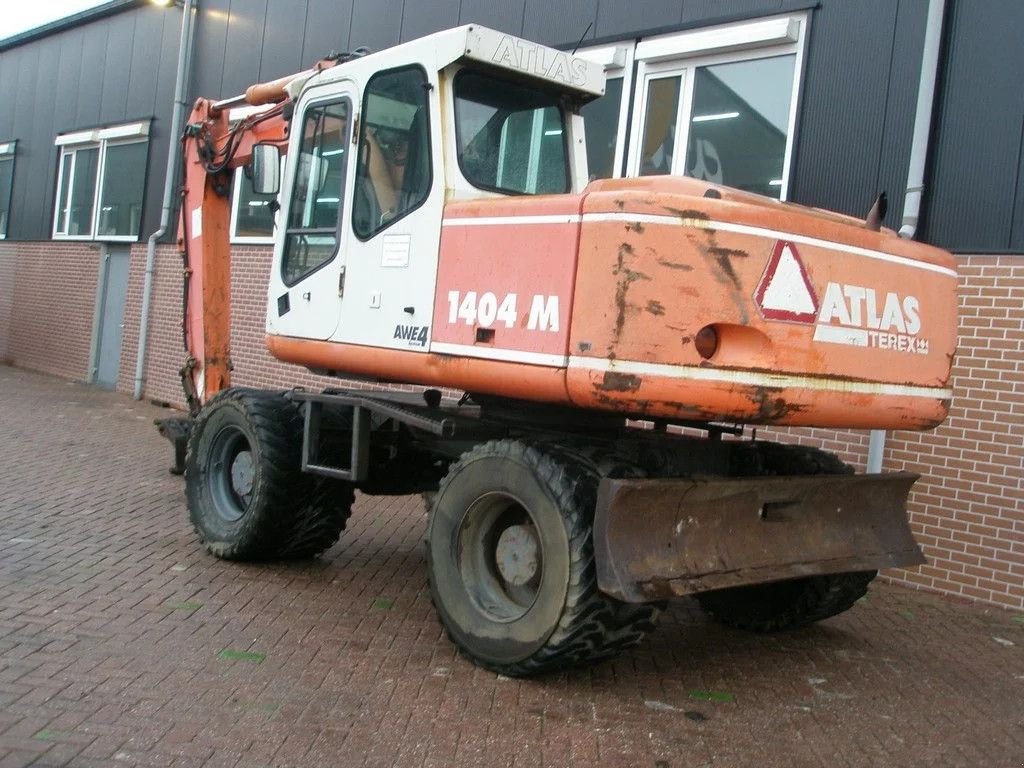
[0,365,1022,768]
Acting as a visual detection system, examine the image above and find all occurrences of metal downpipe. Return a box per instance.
[868,0,946,472]
[134,0,197,400]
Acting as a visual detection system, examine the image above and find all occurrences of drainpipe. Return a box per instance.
[134,0,197,400]
[867,0,946,473]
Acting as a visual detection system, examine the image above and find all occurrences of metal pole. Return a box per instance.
[134,0,196,400]
[898,0,946,241]
[868,0,946,473]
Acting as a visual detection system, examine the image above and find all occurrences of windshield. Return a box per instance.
[453,69,569,195]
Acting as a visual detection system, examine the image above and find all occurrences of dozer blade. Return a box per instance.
[593,472,924,603]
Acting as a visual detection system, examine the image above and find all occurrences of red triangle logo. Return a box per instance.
[754,241,819,324]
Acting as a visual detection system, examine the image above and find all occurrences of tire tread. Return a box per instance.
[186,389,352,561]
[428,439,659,676]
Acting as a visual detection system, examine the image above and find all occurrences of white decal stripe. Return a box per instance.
[431,342,568,367]
[429,346,950,399]
[813,324,869,346]
[582,212,958,278]
[442,215,582,227]
[567,357,953,400]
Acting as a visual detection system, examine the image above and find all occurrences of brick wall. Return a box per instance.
[119,244,195,407]
[753,256,1023,610]
[880,256,1024,609]
[3,242,99,381]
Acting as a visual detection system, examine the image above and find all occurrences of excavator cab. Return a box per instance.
[261,34,602,365]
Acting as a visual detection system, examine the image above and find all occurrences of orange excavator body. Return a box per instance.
[266,179,955,430]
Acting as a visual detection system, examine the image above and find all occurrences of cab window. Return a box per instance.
[352,66,432,240]
[453,70,569,195]
[281,99,350,286]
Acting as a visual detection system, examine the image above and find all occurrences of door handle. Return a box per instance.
[302,291,311,301]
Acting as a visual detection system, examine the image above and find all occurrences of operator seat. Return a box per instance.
[353,129,397,234]
[398,108,430,213]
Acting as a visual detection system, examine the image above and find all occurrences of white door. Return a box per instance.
[267,85,356,340]
[333,65,443,353]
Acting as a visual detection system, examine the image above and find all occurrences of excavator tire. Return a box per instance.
[185,388,353,560]
[693,571,877,633]
[426,439,659,676]
[696,442,875,632]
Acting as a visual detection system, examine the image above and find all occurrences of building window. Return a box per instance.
[575,15,808,196]
[231,165,282,243]
[0,141,15,239]
[626,14,808,199]
[229,106,281,244]
[52,121,149,240]
[576,45,634,180]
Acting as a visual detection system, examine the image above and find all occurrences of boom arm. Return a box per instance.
[178,100,289,411]
[177,58,342,412]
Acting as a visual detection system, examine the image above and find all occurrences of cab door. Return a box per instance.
[332,65,443,353]
[266,85,356,340]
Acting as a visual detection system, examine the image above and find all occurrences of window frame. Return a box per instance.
[52,121,150,242]
[280,95,353,288]
[0,141,16,240]
[624,12,810,200]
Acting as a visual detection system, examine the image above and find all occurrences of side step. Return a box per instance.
[288,389,487,482]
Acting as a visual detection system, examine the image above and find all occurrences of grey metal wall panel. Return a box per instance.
[135,9,184,240]
[259,0,306,79]
[401,0,462,43]
[191,0,231,98]
[350,0,404,52]
[301,0,353,63]
[0,50,21,141]
[682,0,783,25]
[596,1,682,41]
[53,33,85,133]
[11,45,44,239]
[923,0,1024,251]
[124,8,168,119]
[98,12,135,119]
[77,23,110,128]
[789,2,899,218]
[221,0,270,98]
[25,38,63,238]
[872,0,928,232]
[1,0,1021,252]
[522,0,597,47]
[458,0,525,36]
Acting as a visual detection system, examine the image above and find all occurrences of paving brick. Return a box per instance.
[0,366,1022,767]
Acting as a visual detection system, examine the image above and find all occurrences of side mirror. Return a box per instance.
[250,143,281,196]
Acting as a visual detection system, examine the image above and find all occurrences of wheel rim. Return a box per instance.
[206,424,255,523]
[457,492,544,622]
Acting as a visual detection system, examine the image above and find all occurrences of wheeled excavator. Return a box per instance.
[163,25,958,675]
